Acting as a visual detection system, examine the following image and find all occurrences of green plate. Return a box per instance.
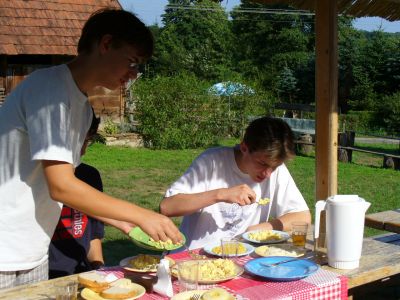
[128,227,186,251]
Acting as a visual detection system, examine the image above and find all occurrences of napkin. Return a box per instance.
[153,258,173,298]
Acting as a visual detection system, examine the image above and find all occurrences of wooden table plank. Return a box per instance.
[365,209,400,233]
[0,274,79,300]
[324,235,400,289]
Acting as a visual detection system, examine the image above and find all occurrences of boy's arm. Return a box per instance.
[94,217,134,234]
[42,160,182,243]
[160,184,257,217]
[246,210,311,232]
[87,239,104,269]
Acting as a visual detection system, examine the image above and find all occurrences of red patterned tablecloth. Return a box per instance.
[102,249,348,300]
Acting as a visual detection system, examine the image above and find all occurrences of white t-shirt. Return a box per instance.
[165,147,309,250]
[0,64,92,271]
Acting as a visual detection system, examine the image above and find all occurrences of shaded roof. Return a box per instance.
[0,0,121,55]
[254,0,400,21]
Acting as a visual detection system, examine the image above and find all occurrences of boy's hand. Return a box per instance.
[137,209,182,244]
[219,184,256,206]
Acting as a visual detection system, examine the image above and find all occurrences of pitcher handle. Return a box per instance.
[314,200,326,240]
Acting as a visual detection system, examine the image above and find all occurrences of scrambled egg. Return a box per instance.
[178,259,238,282]
[258,198,270,205]
[129,254,160,270]
[148,238,182,249]
[248,230,282,242]
[212,243,247,255]
[198,259,237,281]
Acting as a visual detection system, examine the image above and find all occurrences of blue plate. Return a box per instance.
[244,256,319,281]
[203,241,254,257]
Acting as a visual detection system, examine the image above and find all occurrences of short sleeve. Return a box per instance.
[269,164,309,218]
[165,151,214,197]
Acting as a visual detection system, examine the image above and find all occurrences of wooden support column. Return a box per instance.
[315,0,338,200]
[315,0,338,248]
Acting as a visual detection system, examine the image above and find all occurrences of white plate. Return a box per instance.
[242,230,290,244]
[80,284,145,300]
[203,241,254,257]
[171,290,206,300]
[255,244,306,257]
[171,289,236,300]
[119,255,175,272]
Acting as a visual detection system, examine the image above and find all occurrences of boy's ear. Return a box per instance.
[99,34,113,54]
[239,141,249,154]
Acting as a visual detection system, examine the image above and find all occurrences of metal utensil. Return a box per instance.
[190,294,201,300]
[260,253,314,268]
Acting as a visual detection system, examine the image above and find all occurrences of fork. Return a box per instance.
[260,253,314,268]
[190,294,201,300]
[183,244,206,260]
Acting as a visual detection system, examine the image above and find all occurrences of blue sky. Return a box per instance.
[119,0,400,33]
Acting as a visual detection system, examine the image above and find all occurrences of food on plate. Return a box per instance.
[258,198,270,205]
[248,230,282,242]
[148,237,183,249]
[99,278,139,299]
[198,259,237,281]
[172,259,240,282]
[78,271,116,292]
[201,288,234,300]
[211,243,247,255]
[255,245,305,257]
[80,278,145,300]
[128,254,160,271]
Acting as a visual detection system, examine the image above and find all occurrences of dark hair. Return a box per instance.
[88,107,100,138]
[78,9,154,59]
[243,117,295,163]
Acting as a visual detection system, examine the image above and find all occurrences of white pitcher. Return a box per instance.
[314,195,371,269]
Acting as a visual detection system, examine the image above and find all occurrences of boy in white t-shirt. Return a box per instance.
[0,9,181,288]
[160,117,311,249]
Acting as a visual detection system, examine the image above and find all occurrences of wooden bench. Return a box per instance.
[365,209,400,234]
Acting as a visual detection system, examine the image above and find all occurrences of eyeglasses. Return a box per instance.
[129,62,141,70]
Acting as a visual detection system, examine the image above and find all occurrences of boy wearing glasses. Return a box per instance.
[0,9,181,288]
[160,117,311,250]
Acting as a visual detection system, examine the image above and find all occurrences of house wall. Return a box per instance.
[0,54,125,120]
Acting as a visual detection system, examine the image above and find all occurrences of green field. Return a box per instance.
[82,142,400,266]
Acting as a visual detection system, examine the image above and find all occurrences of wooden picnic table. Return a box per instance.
[0,233,399,299]
[365,209,400,233]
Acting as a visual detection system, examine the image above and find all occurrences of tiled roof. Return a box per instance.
[0,0,121,55]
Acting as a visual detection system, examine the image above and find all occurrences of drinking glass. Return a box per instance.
[220,237,239,258]
[177,260,199,292]
[55,281,78,300]
[291,222,308,248]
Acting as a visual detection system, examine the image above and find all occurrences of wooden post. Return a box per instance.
[315,0,338,247]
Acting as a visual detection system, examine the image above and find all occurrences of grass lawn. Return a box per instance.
[82,142,400,266]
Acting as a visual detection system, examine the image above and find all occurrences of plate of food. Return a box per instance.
[128,227,185,251]
[203,241,254,257]
[171,288,236,300]
[171,259,244,284]
[80,277,145,300]
[119,254,175,272]
[244,256,319,281]
[255,244,307,257]
[242,230,290,244]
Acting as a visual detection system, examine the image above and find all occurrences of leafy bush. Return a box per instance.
[132,74,226,149]
[372,92,400,136]
[131,74,277,149]
[102,118,118,135]
[340,111,374,133]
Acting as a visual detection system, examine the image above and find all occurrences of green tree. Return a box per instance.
[230,2,314,95]
[154,0,233,80]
